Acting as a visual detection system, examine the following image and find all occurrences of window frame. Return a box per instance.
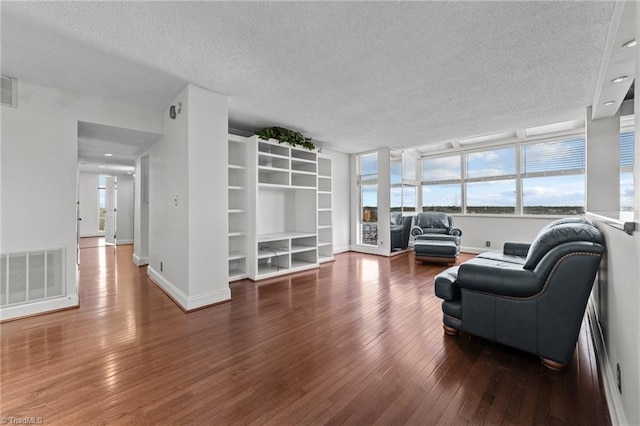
[420,132,588,217]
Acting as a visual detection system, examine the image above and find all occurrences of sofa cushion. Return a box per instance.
[476,251,526,265]
[523,223,604,270]
[416,212,451,230]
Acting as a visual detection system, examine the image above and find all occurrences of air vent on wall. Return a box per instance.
[1,76,17,108]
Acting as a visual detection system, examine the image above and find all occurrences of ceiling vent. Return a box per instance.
[1,76,17,108]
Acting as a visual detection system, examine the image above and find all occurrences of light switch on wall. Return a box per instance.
[174,194,179,206]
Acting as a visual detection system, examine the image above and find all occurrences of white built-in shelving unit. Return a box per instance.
[317,155,334,263]
[228,134,248,281]
[248,136,320,280]
[227,134,334,281]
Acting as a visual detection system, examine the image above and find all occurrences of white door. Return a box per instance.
[105,176,117,245]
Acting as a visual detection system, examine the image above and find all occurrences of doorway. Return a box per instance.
[102,175,117,245]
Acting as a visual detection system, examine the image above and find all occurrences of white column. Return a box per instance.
[585,106,620,213]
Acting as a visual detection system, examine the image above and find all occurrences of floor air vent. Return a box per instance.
[0,248,65,307]
[1,76,17,108]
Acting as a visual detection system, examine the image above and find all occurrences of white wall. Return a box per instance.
[148,87,190,297]
[148,84,229,311]
[323,149,350,253]
[586,13,640,422]
[133,155,149,265]
[588,215,640,426]
[453,215,556,252]
[78,172,100,237]
[586,106,620,213]
[115,174,134,245]
[186,85,229,302]
[0,81,161,321]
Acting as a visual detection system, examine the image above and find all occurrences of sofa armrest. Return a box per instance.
[410,225,423,237]
[449,227,463,236]
[457,263,542,297]
[503,242,530,257]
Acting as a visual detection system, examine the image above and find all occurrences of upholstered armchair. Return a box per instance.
[434,217,605,370]
[390,212,412,251]
[411,212,462,262]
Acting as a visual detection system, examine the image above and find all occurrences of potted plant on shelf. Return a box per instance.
[255,127,315,151]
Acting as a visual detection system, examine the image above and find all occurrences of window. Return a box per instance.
[391,151,419,214]
[620,131,634,213]
[98,175,107,232]
[392,185,417,213]
[421,155,462,213]
[358,153,378,245]
[466,147,516,214]
[521,138,585,215]
[420,137,587,215]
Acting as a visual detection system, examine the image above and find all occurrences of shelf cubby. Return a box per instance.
[291,149,316,162]
[259,169,289,186]
[259,154,289,170]
[291,159,317,174]
[258,141,289,157]
[318,210,332,227]
[318,177,331,192]
[291,173,316,188]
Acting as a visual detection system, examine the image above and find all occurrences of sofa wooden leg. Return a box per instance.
[443,325,458,336]
[540,357,567,371]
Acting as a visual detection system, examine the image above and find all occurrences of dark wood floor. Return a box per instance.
[1,244,610,425]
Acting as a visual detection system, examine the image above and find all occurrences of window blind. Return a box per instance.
[620,131,634,168]
[422,155,461,182]
[466,147,516,179]
[522,138,585,174]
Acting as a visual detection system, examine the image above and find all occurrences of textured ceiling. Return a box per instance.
[78,122,161,175]
[1,2,615,154]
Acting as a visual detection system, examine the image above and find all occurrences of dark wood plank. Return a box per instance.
[0,247,610,425]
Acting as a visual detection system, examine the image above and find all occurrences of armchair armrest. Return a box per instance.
[457,263,543,297]
[503,242,530,257]
[449,227,462,236]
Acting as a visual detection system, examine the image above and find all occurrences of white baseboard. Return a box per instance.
[116,239,133,245]
[460,246,485,254]
[147,267,230,311]
[0,295,79,321]
[587,299,627,426]
[334,245,350,254]
[132,253,149,266]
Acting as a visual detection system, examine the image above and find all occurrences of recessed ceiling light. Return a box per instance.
[604,101,616,106]
[622,39,637,49]
[98,165,106,168]
[611,76,628,83]
[104,153,113,157]
[127,172,132,175]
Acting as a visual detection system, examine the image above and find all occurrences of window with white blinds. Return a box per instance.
[420,136,589,215]
[421,155,462,213]
[522,138,585,176]
[465,147,516,214]
[620,131,635,213]
[521,138,585,215]
[421,155,461,182]
[466,147,516,180]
